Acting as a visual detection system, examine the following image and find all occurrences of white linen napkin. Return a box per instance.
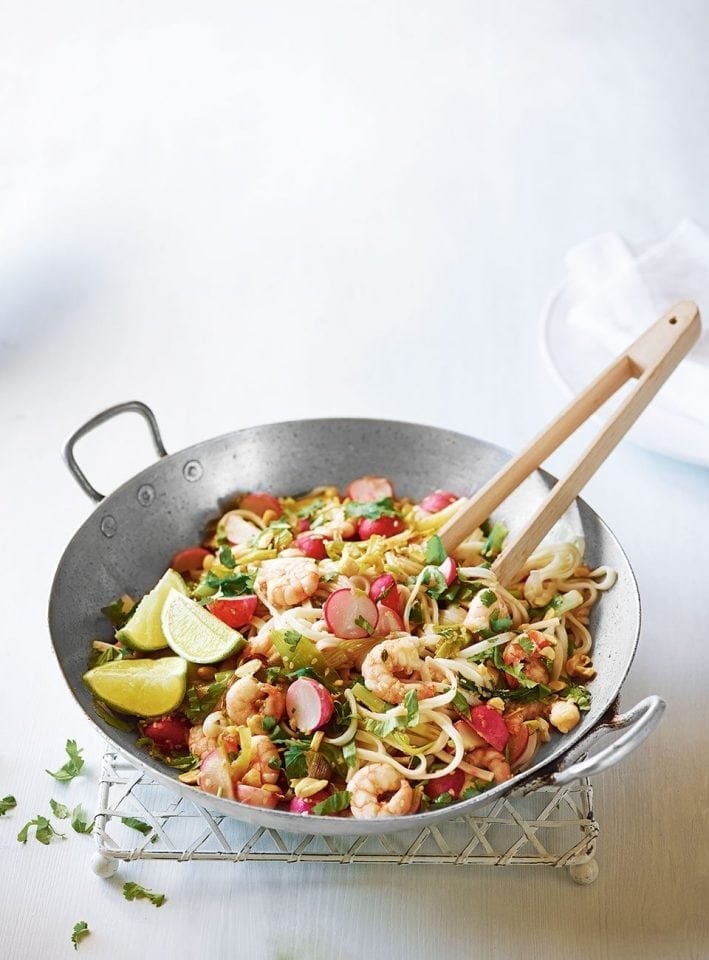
[547,218,709,466]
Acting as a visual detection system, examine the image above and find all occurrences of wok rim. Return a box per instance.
[48,415,642,835]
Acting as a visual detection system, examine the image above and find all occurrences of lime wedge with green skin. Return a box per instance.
[83,657,188,717]
[161,589,246,664]
[116,569,187,651]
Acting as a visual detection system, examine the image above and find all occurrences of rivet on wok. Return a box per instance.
[183,460,203,482]
[137,484,155,506]
[100,515,117,538]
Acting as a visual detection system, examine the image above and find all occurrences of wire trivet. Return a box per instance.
[92,749,599,884]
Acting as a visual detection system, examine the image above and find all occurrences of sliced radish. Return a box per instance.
[470,704,510,753]
[438,556,457,587]
[424,769,465,800]
[374,602,404,637]
[507,725,530,766]
[239,492,283,519]
[323,589,378,639]
[142,716,190,752]
[419,490,459,514]
[236,784,279,808]
[170,547,210,574]
[358,516,405,540]
[346,476,394,502]
[207,596,258,629]
[223,512,261,546]
[295,533,329,560]
[198,749,235,799]
[286,677,335,733]
[369,573,402,614]
[288,791,329,815]
[453,719,485,750]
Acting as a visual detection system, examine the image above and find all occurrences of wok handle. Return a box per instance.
[63,400,167,502]
[548,695,665,785]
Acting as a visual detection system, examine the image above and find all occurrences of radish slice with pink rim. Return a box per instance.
[323,588,378,639]
[286,677,334,733]
[438,556,457,587]
[374,602,404,637]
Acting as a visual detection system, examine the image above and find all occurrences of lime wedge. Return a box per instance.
[116,569,187,651]
[83,657,188,717]
[161,589,245,664]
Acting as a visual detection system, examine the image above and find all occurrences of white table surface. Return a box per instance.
[2,2,708,958]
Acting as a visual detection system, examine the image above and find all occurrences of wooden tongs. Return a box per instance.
[439,301,701,585]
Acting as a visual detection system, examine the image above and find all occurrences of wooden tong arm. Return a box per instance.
[438,301,701,585]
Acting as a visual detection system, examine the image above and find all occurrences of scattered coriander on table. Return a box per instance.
[122,882,166,907]
[71,805,94,835]
[0,795,17,816]
[71,922,89,950]
[46,740,85,782]
[49,799,70,820]
[17,815,65,845]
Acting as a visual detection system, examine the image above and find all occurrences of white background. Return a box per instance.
[1,2,708,958]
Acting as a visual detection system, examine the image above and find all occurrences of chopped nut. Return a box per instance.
[235,658,263,679]
[549,700,581,734]
[549,680,567,692]
[566,653,596,681]
[487,697,505,713]
[310,731,324,752]
[294,777,329,799]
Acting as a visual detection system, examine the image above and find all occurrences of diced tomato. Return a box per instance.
[419,490,459,514]
[469,704,510,753]
[369,573,402,614]
[507,726,530,766]
[346,476,394,502]
[170,547,210,573]
[424,769,465,800]
[239,492,283,519]
[295,533,329,560]
[207,596,258,629]
[142,716,190,752]
[357,516,405,539]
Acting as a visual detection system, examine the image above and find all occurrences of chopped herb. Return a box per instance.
[267,755,282,770]
[296,499,324,520]
[71,922,89,951]
[404,689,419,726]
[88,642,132,669]
[478,589,497,608]
[563,683,592,711]
[517,634,535,654]
[93,698,134,732]
[452,690,471,717]
[409,602,423,625]
[135,737,199,771]
[183,673,232,724]
[283,741,311,779]
[71,805,94,834]
[344,497,399,521]
[122,882,166,908]
[425,534,447,566]
[482,521,508,559]
[17,815,65,845]
[421,565,448,600]
[49,799,69,819]
[312,791,351,816]
[204,569,255,597]
[101,597,135,629]
[261,715,277,732]
[489,614,513,633]
[218,545,236,569]
[121,817,154,837]
[460,785,480,801]
[0,795,17,816]
[46,740,84,782]
[355,615,375,636]
[430,792,455,808]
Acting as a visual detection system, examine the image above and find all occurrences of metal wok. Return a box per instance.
[49,401,664,836]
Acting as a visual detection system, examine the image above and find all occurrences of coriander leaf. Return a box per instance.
[354,615,374,636]
[0,795,17,816]
[563,683,592,711]
[283,629,302,650]
[218,545,236,569]
[71,805,94,835]
[49,799,70,820]
[297,499,324,520]
[122,882,166,908]
[430,792,454,808]
[101,597,135,629]
[489,615,513,634]
[460,785,480,801]
[425,534,447,566]
[204,569,255,597]
[88,642,131,669]
[135,737,199,771]
[93,698,135,732]
[344,497,398,520]
[283,741,311,779]
[517,634,534,654]
[121,816,154,837]
[482,521,508,560]
[46,740,84,782]
[71,922,89,951]
[182,674,231,724]
[478,589,497,608]
[312,791,351,816]
[17,815,65,845]
[421,565,448,599]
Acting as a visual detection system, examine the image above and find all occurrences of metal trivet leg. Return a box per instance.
[93,749,599,884]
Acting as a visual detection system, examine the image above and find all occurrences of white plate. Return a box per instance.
[540,280,709,469]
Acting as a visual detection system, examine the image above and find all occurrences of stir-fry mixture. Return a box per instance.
[86,478,616,819]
